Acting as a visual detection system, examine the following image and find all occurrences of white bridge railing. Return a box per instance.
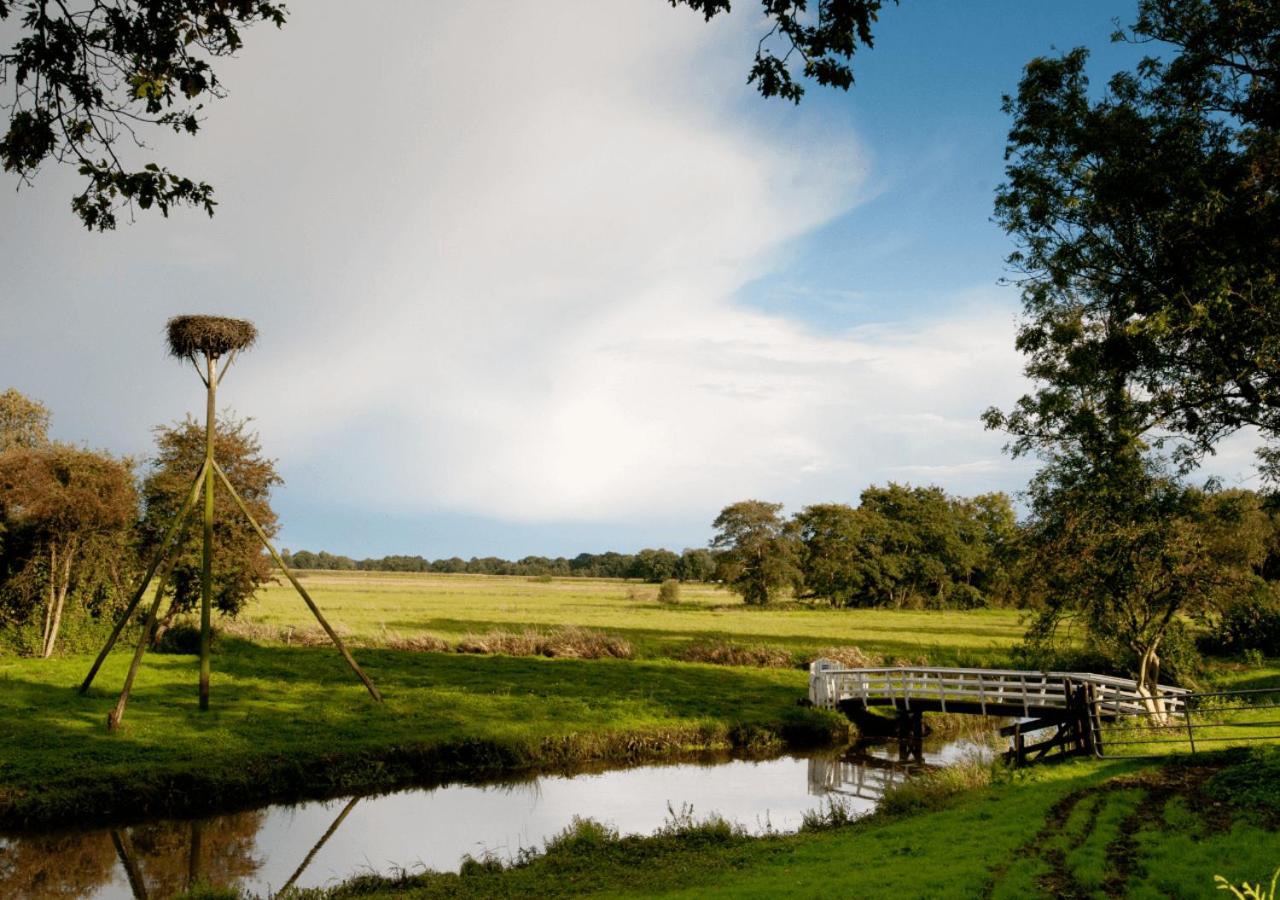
[809,662,1188,718]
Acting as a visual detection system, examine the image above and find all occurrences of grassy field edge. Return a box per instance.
[0,643,849,832]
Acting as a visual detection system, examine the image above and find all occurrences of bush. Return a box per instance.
[1212,590,1280,657]
[454,626,632,659]
[678,639,796,668]
[657,579,681,604]
[152,620,209,655]
[877,758,995,816]
[809,645,883,668]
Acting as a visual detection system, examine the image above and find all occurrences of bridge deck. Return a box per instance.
[809,662,1188,721]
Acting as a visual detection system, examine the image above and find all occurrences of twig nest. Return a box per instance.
[167,315,257,358]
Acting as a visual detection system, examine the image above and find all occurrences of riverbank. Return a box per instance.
[0,640,847,830]
[288,747,1280,898]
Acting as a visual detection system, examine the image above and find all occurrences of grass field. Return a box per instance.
[0,642,848,829]
[2,569,1276,899]
[244,571,1027,666]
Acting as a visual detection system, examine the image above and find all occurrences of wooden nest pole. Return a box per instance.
[82,315,381,730]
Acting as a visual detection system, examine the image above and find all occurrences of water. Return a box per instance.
[0,737,991,899]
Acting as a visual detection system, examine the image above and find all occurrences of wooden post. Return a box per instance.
[80,460,209,694]
[212,461,383,701]
[107,519,189,731]
[896,708,911,762]
[199,353,216,711]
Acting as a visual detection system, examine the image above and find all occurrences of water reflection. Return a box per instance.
[1,812,265,899]
[0,738,985,899]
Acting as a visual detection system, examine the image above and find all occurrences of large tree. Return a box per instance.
[991,0,1280,479]
[792,487,1017,609]
[0,444,137,656]
[141,412,280,629]
[710,499,800,605]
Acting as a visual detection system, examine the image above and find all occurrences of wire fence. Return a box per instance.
[1092,687,1280,759]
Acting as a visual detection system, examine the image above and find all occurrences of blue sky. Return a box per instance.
[1,2,1256,560]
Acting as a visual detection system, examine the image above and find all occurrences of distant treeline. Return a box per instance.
[279,547,718,583]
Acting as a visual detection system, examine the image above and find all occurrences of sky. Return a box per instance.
[0,1,1263,559]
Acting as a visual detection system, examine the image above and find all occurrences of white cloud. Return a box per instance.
[1,1,1039,533]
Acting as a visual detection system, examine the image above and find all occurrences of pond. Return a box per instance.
[0,736,994,899]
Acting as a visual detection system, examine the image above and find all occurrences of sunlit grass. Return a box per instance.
[243,570,1026,665]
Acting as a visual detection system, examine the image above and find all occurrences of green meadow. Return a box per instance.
[1,570,1275,899]
[246,570,1026,665]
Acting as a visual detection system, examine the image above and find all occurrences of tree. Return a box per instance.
[991,0,1280,480]
[672,0,893,103]
[987,0,1280,697]
[676,547,716,582]
[710,500,799,605]
[0,444,137,656]
[1018,449,1261,697]
[792,487,1015,609]
[0,388,50,452]
[5,2,894,229]
[0,0,286,230]
[141,413,280,628]
[630,548,680,583]
[791,502,867,605]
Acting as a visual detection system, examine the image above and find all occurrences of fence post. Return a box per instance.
[1184,698,1198,754]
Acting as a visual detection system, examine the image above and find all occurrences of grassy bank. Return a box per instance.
[291,748,1280,899]
[0,640,845,830]
[244,570,1025,665]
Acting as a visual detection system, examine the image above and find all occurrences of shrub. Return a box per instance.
[1212,590,1280,657]
[454,626,632,659]
[678,639,795,668]
[152,620,208,655]
[800,796,860,831]
[877,758,995,816]
[810,646,883,668]
[384,632,450,654]
[657,579,681,604]
[542,817,619,856]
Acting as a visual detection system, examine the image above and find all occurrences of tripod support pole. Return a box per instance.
[80,459,210,695]
[107,504,193,730]
[212,461,383,702]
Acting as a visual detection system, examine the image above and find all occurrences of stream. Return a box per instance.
[0,735,995,899]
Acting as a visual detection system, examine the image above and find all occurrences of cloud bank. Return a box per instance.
[1,1,1036,549]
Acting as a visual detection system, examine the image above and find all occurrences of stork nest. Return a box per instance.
[166,315,257,358]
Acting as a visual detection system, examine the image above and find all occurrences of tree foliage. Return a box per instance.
[671,0,893,102]
[3,1,899,228]
[989,0,1280,478]
[0,0,286,230]
[710,499,800,605]
[792,486,1017,609]
[987,0,1280,692]
[1018,451,1269,690]
[141,413,279,624]
[0,443,137,656]
[0,388,50,453]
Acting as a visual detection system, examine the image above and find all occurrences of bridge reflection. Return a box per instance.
[807,748,925,804]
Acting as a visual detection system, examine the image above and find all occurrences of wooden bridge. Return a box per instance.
[809,662,1190,764]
